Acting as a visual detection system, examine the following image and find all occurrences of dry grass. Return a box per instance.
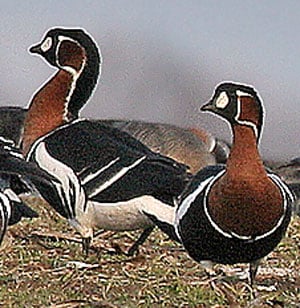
[0,196,299,307]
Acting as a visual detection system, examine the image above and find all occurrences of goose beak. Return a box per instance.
[29,43,42,54]
[200,100,214,112]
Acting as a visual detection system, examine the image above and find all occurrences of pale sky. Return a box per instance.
[0,1,299,160]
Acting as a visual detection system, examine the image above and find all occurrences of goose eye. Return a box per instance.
[215,91,229,109]
[41,37,53,52]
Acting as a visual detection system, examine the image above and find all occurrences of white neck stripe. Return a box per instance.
[234,97,259,138]
[236,90,253,97]
[55,36,87,121]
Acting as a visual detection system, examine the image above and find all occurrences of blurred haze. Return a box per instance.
[0,1,299,160]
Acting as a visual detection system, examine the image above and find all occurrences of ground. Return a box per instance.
[0,196,299,308]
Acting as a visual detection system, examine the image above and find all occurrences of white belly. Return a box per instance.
[75,195,174,232]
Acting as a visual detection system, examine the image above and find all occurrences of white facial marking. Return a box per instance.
[40,37,53,52]
[236,90,253,97]
[215,91,229,109]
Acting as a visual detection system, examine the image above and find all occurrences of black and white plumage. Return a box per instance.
[21,27,228,174]
[0,104,229,174]
[174,164,293,263]
[148,82,295,285]
[0,137,56,246]
[0,187,38,245]
[27,119,190,254]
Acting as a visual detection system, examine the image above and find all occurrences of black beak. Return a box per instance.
[200,100,215,112]
[29,43,42,54]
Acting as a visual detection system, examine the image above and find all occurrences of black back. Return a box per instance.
[29,120,190,219]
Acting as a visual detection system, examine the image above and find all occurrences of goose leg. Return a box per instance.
[127,227,154,256]
[82,236,92,256]
[249,259,261,287]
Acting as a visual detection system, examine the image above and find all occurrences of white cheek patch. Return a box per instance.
[41,37,53,52]
[215,91,229,109]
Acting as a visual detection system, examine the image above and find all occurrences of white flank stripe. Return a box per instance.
[0,201,6,239]
[4,149,23,159]
[3,188,21,204]
[1,193,11,221]
[33,142,86,218]
[89,156,147,198]
[0,192,11,240]
[141,196,175,225]
[174,173,221,241]
[80,157,120,185]
[0,137,23,159]
[0,136,15,145]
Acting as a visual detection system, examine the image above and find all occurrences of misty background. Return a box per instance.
[0,1,299,161]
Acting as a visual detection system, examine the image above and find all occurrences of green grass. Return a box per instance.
[0,196,299,307]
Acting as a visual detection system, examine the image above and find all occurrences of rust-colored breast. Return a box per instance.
[22,70,73,155]
[208,171,284,237]
[207,125,284,237]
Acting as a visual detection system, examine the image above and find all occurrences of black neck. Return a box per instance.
[68,38,101,118]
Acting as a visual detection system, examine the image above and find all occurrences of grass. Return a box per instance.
[0,196,299,307]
